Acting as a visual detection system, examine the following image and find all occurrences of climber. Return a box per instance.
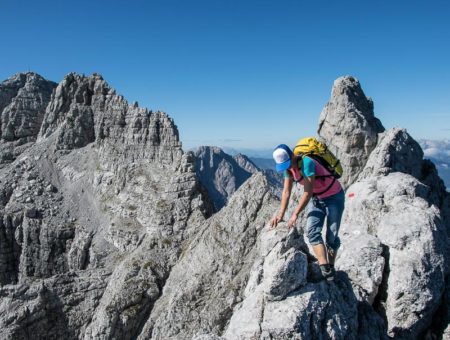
[269,144,345,281]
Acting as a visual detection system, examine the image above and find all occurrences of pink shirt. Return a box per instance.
[286,157,342,199]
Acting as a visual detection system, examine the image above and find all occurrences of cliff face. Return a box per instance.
[194,147,283,212]
[0,72,57,165]
[0,72,209,339]
[0,72,449,340]
[38,72,182,164]
[318,76,385,189]
[194,146,255,211]
[338,128,449,338]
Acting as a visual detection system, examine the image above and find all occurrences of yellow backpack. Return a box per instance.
[293,137,343,179]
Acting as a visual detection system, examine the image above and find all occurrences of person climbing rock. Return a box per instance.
[269,143,345,281]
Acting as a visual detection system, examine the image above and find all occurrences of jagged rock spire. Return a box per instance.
[38,73,182,164]
[318,76,385,188]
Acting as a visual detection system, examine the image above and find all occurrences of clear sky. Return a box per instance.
[1,0,450,151]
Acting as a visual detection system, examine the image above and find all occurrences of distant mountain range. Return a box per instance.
[221,146,273,159]
[192,146,283,211]
[220,147,276,171]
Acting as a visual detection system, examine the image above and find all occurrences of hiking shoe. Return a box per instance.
[329,264,336,280]
[319,264,335,281]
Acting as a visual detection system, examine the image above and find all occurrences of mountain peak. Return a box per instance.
[0,72,56,163]
[318,74,385,188]
[0,72,449,339]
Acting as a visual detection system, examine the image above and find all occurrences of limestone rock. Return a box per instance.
[258,279,359,340]
[0,71,209,340]
[68,227,93,271]
[319,76,450,339]
[224,224,385,340]
[0,72,449,340]
[340,172,447,338]
[0,270,110,339]
[335,233,385,304]
[194,146,255,211]
[39,73,182,165]
[83,252,161,340]
[0,72,56,164]
[141,173,277,339]
[358,128,424,180]
[318,76,385,188]
[261,168,284,198]
[263,241,308,301]
[192,335,224,340]
[233,153,259,173]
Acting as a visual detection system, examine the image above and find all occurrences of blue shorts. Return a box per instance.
[306,190,345,252]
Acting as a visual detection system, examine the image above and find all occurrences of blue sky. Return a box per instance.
[1,0,450,151]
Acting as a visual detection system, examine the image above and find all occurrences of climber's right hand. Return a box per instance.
[269,214,283,229]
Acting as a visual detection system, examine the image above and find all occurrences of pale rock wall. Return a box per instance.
[318,76,385,188]
[0,72,448,340]
[0,72,56,164]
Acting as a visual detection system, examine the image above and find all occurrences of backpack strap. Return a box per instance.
[313,176,336,196]
[302,153,334,179]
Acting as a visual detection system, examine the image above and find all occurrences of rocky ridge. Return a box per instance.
[0,72,57,165]
[194,147,282,211]
[0,72,209,339]
[318,76,385,189]
[0,72,448,339]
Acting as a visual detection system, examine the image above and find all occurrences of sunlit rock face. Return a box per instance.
[0,73,448,340]
[0,72,57,165]
[318,75,385,189]
[194,146,257,211]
